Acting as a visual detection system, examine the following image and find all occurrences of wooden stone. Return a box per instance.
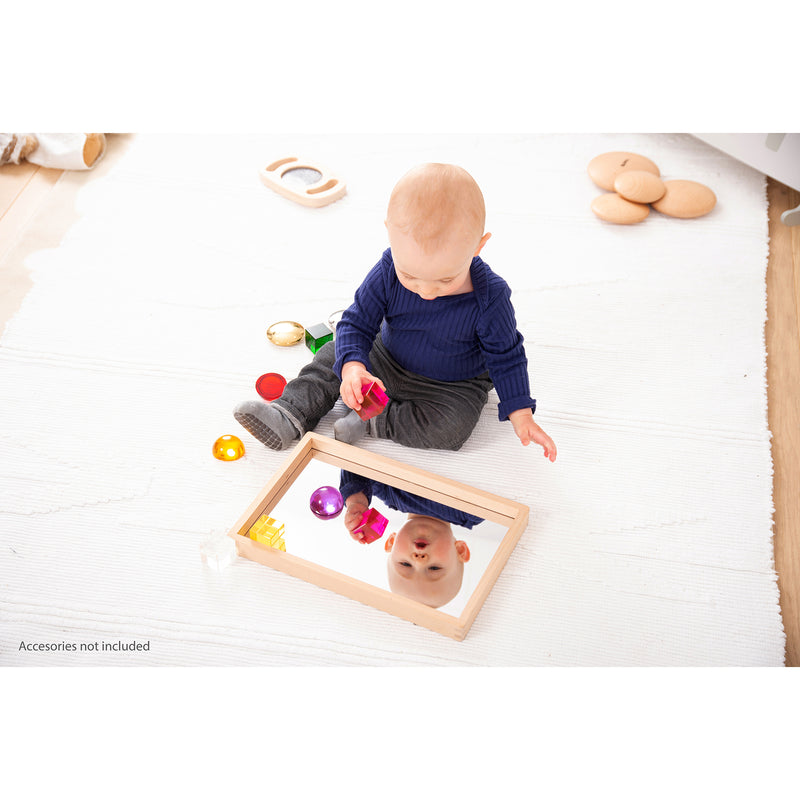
[651,179,717,218]
[614,170,666,204]
[587,151,660,191]
[591,192,650,224]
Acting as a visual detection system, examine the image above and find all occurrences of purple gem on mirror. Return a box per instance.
[309,486,344,520]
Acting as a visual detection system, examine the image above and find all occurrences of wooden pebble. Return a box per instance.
[591,193,650,224]
[651,179,716,218]
[587,151,660,191]
[614,170,666,204]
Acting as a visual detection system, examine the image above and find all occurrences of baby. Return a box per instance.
[384,516,470,609]
[234,162,557,458]
[340,471,474,608]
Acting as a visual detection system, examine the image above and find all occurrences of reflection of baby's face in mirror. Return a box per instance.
[384,514,471,608]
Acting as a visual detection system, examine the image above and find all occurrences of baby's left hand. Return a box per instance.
[508,409,557,461]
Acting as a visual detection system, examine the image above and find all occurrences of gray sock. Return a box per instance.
[233,400,300,451]
[333,410,368,445]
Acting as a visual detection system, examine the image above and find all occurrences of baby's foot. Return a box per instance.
[333,410,368,445]
[233,400,300,451]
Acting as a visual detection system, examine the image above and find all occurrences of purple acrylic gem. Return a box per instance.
[309,486,344,520]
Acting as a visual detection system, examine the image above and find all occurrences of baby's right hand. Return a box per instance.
[343,493,370,543]
[340,361,386,412]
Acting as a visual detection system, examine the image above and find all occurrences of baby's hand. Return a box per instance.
[508,409,557,462]
[343,493,370,543]
[340,361,386,412]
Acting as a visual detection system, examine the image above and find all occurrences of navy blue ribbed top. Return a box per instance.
[333,248,535,421]
[339,471,484,529]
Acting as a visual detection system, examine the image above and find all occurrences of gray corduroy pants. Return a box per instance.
[273,334,493,451]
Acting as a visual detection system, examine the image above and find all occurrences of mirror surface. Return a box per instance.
[265,459,507,616]
[281,167,323,187]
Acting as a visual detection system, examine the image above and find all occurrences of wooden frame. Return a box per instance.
[227,432,529,640]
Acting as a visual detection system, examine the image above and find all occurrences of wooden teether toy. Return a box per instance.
[260,156,347,207]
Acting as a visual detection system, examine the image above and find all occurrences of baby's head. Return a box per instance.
[384,513,471,608]
[386,163,491,300]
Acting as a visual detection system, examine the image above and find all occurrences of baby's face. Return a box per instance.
[387,222,476,301]
[385,515,470,608]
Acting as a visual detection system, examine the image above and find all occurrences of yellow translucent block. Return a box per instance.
[248,515,267,537]
[263,518,284,538]
[262,533,286,550]
[248,515,286,548]
[254,529,281,547]
[248,514,279,535]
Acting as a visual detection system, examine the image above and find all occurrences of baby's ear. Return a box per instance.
[384,532,396,553]
[474,232,491,257]
[455,540,471,563]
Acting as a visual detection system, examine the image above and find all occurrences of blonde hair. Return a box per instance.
[386,163,486,253]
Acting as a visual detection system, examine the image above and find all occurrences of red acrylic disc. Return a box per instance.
[255,372,287,401]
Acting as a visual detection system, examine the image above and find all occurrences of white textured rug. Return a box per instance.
[0,133,784,666]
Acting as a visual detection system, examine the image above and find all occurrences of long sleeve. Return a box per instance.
[332,254,391,379]
[339,470,374,504]
[476,282,536,421]
[338,471,483,529]
[331,249,537,420]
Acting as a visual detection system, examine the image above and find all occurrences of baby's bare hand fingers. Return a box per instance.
[350,379,365,406]
[341,383,361,409]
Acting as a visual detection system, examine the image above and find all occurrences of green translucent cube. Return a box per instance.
[304,322,333,354]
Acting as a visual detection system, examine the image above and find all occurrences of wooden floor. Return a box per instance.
[766,180,800,667]
[1,161,799,666]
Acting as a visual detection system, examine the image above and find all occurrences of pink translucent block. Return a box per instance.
[356,382,389,421]
[353,508,389,544]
